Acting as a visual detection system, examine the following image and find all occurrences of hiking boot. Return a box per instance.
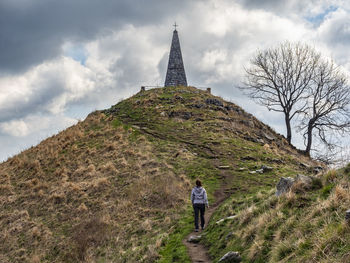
[195,229,199,232]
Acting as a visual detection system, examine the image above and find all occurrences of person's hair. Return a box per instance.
[196,179,202,187]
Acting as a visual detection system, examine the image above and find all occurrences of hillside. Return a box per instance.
[0,86,320,262]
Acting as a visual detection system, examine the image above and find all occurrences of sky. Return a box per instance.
[1,0,350,162]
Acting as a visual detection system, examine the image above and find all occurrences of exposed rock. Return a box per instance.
[216,215,237,224]
[187,235,201,243]
[240,120,255,128]
[191,103,205,109]
[295,174,313,186]
[168,111,192,120]
[206,98,224,107]
[313,166,324,174]
[262,132,276,141]
[225,232,234,240]
[160,111,167,117]
[219,251,242,262]
[241,156,257,161]
[218,165,230,169]
[300,162,311,169]
[255,169,264,174]
[261,165,273,172]
[275,177,295,196]
[346,210,350,222]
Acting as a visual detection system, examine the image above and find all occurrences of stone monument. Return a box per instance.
[164,23,187,87]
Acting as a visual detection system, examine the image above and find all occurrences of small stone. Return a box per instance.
[249,171,257,174]
[216,218,225,224]
[345,210,350,222]
[219,251,242,262]
[160,111,167,117]
[225,232,233,240]
[216,215,237,224]
[218,165,230,169]
[187,235,201,243]
[261,165,273,172]
[255,169,264,174]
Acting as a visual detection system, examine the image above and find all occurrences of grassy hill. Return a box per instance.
[0,86,321,262]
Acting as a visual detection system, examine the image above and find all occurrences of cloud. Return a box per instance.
[0,0,191,74]
[1,0,350,161]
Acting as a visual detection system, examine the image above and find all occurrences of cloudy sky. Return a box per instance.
[1,0,350,162]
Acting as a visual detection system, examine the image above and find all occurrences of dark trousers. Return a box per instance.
[193,203,205,230]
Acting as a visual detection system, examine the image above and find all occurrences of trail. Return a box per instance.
[183,170,234,263]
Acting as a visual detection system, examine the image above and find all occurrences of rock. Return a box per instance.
[313,166,323,174]
[216,215,237,224]
[241,156,257,161]
[261,165,273,172]
[263,132,276,141]
[187,235,201,243]
[160,111,167,117]
[300,162,311,169]
[216,218,225,224]
[275,177,295,196]
[241,120,255,128]
[225,232,234,240]
[346,210,350,222]
[218,165,230,169]
[168,111,192,120]
[131,125,140,130]
[191,103,205,109]
[255,169,264,174]
[295,174,313,186]
[219,251,242,262]
[206,98,224,107]
[238,167,246,171]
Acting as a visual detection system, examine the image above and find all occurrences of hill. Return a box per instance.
[0,86,320,262]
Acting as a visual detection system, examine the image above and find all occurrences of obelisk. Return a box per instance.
[164,23,187,87]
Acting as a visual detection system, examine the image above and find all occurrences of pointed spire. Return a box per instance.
[164,25,187,87]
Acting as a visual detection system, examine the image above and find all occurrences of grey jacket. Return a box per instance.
[191,186,209,206]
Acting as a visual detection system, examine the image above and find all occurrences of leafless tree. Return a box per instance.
[241,42,320,144]
[299,59,350,156]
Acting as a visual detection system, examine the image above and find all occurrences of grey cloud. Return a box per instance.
[0,0,190,74]
[0,79,64,122]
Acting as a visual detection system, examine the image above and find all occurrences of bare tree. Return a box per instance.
[299,59,350,156]
[241,42,320,144]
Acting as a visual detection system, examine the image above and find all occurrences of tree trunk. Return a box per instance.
[305,120,315,156]
[285,114,292,144]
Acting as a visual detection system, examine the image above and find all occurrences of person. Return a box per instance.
[191,179,209,232]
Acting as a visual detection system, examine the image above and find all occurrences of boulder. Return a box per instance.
[275,177,295,196]
[219,251,242,262]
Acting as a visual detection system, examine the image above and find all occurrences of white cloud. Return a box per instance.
[1,119,29,137]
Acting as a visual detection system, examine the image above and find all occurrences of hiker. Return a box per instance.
[191,179,209,232]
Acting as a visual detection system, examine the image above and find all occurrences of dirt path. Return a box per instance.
[183,169,234,263]
[183,206,216,263]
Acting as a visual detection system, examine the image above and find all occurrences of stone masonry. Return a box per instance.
[164,29,187,87]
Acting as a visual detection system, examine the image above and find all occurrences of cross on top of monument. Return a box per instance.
[173,22,178,31]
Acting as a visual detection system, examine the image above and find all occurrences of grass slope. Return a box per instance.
[203,165,350,263]
[0,86,317,262]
